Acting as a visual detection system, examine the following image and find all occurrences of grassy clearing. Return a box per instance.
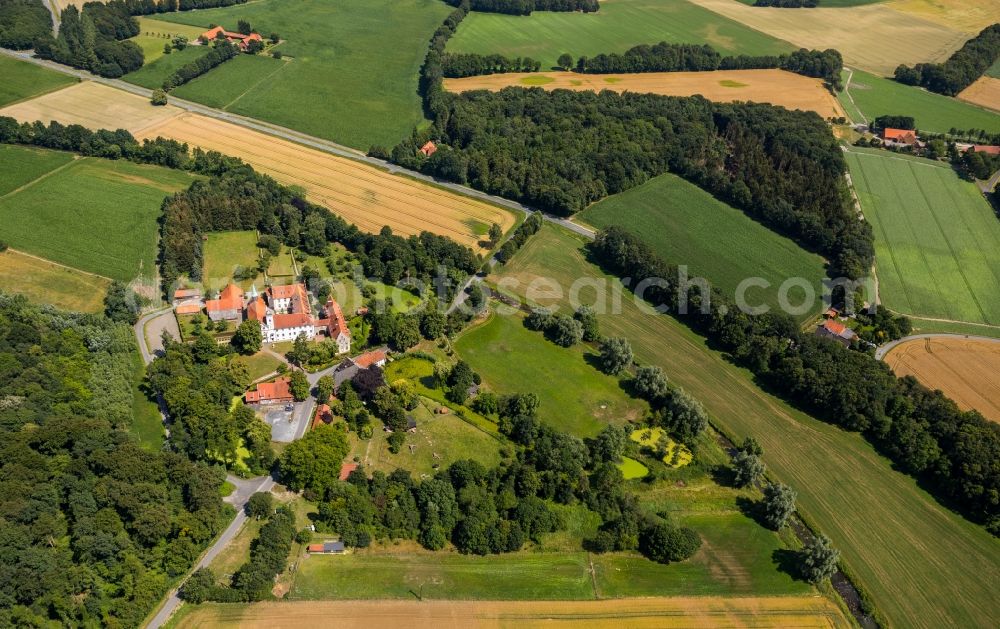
[845,148,1000,326]
[131,352,165,449]
[491,222,1000,628]
[841,68,1000,133]
[130,17,207,65]
[617,456,649,479]
[0,55,76,107]
[267,246,297,279]
[448,0,791,69]
[202,231,260,291]
[0,249,110,313]
[0,147,197,281]
[124,45,213,90]
[154,0,450,150]
[232,352,283,381]
[383,357,498,435]
[454,312,647,438]
[577,173,828,323]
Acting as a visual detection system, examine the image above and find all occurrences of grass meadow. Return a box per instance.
[577,173,828,322]
[0,144,75,195]
[0,146,196,281]
[124,45,213,90]
[131,352,165,449]
[0,249,110,313]
[454,311,648,438]
[845,148,1000,326]
[0,55,76,107]
[488,222,1000,629]
[841,68,1000,133]
[202,231,259,290]
[155,0,450,149]
[448,0,791,69]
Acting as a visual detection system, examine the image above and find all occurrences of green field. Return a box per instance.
[841,68,1000,133]
[448,0,792,69]
[0,144,75,195]
[154,0,450,149]
[171,54,288,109]
[577,173,828,322]
[0,249,110,313]
[124,45,213,90]
[202,230,260,290]
[0,146,196,281]
[845,147,1000,326]
[489,222,1000,628]
[0,55,76,107]
[454,311,648,437]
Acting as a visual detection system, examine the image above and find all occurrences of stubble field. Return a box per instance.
[885,0,1000,33]
[444,69,845,118]
[687,0,968,75]
[0,82,515,251]
[884,337,1000,423]
[958,76,1000,113]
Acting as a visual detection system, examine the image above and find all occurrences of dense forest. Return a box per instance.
[894,24,1000,95]
[34,2,143,78]
[0,296,230,626]
[441,52,540,77]
[589,227,1000,534]
[161,39,237,90]
[575,43,843,88]
[0,0,51,49]
[443,0,598,15]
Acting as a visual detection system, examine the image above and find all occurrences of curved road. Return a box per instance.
[875,333,1000,360]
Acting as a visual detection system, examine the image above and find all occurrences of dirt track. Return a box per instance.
[884,337,1000,423]
[0,82,514,251]
[445,69,845,118]
[171,597,851,629]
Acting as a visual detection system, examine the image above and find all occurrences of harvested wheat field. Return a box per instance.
[884,337,1000,423]
[958,76,1000,112]
[445,69,845,118]
[170,597,851,629]
[687,0,969,76]
[0,83,514,250]
[886,0,1000,34]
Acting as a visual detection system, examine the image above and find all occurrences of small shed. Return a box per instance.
[308,541,346,554]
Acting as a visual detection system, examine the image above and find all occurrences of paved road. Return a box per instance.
[134,307,173,364]
[875,333,1000,360]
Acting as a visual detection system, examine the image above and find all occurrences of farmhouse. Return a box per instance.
[815,320,857,348]
[352,348,388,369]
[200,26,263,52]
[245,377,293,405]
[338,462,358,481]
[307,541,345,554]
[881,128,919,147]
[970,145,1000,156]
[419,141,437,157]
[205,283,244,321]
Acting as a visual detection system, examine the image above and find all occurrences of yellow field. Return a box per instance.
[958,76,1000,112]
[886,0,1000,34]
[445,69,845,118]
[0,249,110,313]
[169,597,851,629]
[687,0,969,76]
[0,82,514,251]
[884,337,1000,424]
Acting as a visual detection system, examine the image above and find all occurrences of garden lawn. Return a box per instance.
[384,357,498,435]
[202,231,259,291]
[154,0,451,149]
[232,352,283,381]
[0,55,76,107]
[577,173,828,322]
[845,147,1000,326]
[841,68,1000,133]
[447,0,792,69]
[124,45,213,90]
[130,16,207,64]
[490,222,1000,629]
[454,312,647,438]
[0,148,196,280]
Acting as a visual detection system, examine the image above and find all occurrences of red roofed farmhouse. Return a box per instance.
[815,320,857,348]
[419,141,437,157]
[205,283,244,321]
[245,377,293,405]
[200,26,263,52]
[881,128,918,146]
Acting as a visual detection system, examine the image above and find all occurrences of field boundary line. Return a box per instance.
[221,57,292,112]
[876,333,1000,360]
[842,67,866,125]
[4,248,113,281]
[0,154,80,201]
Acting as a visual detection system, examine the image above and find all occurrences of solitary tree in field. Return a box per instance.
[557,53,574,70]
[732,449,765,488]
[488,222,502,245]
[151,89,168,106]
[798,535,840,584]
[761,482,796,530]
[599,337,633,375]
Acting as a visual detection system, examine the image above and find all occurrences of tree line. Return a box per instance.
[589,226,1000,534]
[573,43,843,89]
[894,24,1000,96]
[441,52,541,77]
[161,38,237,90]
[119,0,249,15]
[394,86,872,279]
[753,0,819,6]
[0,0,52,49]
[0,295,231,626]
[444,0,598,16]
[34,2,144,78]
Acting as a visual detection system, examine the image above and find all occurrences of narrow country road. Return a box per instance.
[875,333,1000,360]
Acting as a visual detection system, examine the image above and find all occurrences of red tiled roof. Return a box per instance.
[206,283,243,312]
[245,377,292,404]
[174,288,201,300]
[307,544,325,553]
[327,299,350,339]
[419,141,437,157]
[339,462,358,481]
[269,283,307,300]
[972,145,1000,155]
[246,296,268,322]
[352,349,386,369]
[823,320,848,335]
[175,302,203,315]
[273,312,313,329]
[312,403,334,430]
[881,128,917,143]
